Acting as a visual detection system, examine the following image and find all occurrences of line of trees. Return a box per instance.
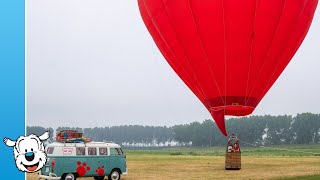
[27,113,320,147]
[174,113,320,146]
[26,126,54,140]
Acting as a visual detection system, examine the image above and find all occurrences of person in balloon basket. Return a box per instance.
[233,142,240,152]
[227,140,233,152]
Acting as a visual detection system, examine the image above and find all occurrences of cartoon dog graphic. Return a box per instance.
[3,131,49,173]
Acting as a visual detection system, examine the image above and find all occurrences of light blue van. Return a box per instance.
[38,142,127,180]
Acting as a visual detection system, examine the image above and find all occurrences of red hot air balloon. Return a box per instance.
[138,0,318,136]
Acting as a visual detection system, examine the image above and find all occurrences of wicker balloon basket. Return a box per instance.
[225,135,241,170]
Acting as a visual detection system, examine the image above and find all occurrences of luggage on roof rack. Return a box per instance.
[56,130,92,143]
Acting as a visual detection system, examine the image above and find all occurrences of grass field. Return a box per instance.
[27,145,320,180]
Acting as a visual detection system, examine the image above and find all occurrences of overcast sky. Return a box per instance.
[27,1,320,129]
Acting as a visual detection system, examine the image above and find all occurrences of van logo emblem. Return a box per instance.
[62,148,73,155]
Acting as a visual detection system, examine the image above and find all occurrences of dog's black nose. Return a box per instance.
[25,152,35,162]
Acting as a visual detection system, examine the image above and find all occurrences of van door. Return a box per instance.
[108,147,126,174]
[86,147,99,177]
[98,147,110,176]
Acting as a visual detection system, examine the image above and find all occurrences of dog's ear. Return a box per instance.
[39,131,50,141]
[4,138,16,147]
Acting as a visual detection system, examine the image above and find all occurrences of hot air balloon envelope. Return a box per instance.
[138,0,318,136]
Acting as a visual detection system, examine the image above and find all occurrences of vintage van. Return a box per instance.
[38,141,127,180]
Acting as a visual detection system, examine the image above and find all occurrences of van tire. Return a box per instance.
[61,173,76,180]
[108,169,121,180]
[94,176,105,180]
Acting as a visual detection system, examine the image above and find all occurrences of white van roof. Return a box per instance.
[47,141,121,148]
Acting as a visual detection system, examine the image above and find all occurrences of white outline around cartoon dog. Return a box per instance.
[3,131,49,173]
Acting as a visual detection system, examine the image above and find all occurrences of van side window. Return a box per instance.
[110,148,117,155]
[88,147,97,155]
[110,148,122,155]
[47,147,54,154]
[99,148,107,155]
[76,147,85,155]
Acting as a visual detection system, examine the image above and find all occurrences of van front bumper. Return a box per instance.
[38,171,61,180]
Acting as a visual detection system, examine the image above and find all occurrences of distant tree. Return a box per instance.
[173,124,191,144]
[201,120,216,146]
[292,113,320,144]
[27,126,54,141]
[264,115,293,145]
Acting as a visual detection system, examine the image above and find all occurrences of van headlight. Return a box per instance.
[45,166,49,173]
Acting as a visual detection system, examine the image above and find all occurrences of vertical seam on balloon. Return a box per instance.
[187,0,226,106]
[140,0,208,103]
[157,0,213,108]
[244,0,260,105]
[258,0,310,102]
[245,0,287,106]
[222,0,227,106]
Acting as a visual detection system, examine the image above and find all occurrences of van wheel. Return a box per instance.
[94,176,105,180]
[108,169,120,180]
[62,173,76,180]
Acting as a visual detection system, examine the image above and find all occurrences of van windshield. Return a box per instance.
[110,148,123,155]
[117,148,124,155]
